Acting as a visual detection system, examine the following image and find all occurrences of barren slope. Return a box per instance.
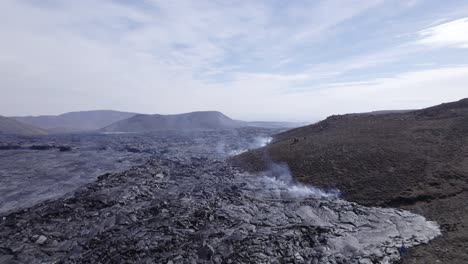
[230,98,468,263]
[0,116,48,135]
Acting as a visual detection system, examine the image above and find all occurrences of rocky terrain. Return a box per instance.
[230,98,468,263]
[0,128,276,215]
[0,157,439,263]
[0,126,443,263]
[0,138,149,214]
[13,110,137,133]
[0,116,48,136]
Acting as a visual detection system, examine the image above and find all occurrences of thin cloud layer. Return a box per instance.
[1,0,468,121]
[416,18,468,48]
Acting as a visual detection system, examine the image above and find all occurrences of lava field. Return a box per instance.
[0,129,440,263]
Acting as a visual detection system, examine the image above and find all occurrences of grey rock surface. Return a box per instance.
[0,128,275,214]
[0,157,440,263]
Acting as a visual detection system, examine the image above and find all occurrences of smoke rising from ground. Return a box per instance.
[262,162,340,198]
[225,135,339,198]
[225,136,273,156]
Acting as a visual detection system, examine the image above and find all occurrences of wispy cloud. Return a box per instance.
[0,0,467,120]
[416,18,468,48]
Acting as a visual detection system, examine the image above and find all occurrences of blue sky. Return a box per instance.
[1,0,468,121]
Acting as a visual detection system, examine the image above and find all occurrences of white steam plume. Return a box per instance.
[262,162,340,198]
[227,136,273,156]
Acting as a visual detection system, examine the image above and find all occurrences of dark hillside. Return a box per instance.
[229,98,468,263]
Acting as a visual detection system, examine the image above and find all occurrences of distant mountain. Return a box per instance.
[13,110,137,133]
[0,116,48,135]
[102,111,245,132]
[13,110,305,133]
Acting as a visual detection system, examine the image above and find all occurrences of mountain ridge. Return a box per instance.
[12,110,305,133]
[13,110,137,133]
[0,116,48,135]
[101,111,245,132]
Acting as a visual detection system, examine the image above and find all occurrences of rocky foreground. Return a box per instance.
[0,157,439,264]
[0,129,275,215]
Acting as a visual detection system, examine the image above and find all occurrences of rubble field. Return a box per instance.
[0,129,440,263]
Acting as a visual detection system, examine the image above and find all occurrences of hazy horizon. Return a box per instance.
[2,1,468,121]
[4,106,421,123]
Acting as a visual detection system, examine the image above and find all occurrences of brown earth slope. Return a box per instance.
[230,98,468,263]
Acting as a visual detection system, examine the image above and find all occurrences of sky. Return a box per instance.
[1,0,468,122]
